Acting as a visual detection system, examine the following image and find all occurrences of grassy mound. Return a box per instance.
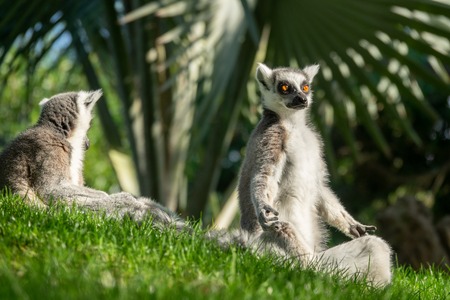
[0,193,448,299]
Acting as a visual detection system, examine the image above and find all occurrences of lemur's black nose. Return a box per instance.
[287,95,308,109]
[293,95,307,105]
[85,137,90,150]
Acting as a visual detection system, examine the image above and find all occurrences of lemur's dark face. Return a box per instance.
[256,63,320,114]
[275,77,311,110]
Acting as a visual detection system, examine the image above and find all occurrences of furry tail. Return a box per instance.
[206,227,392,287]
[204,228,248,249]
[135,196,187,231]
[313,235,392,287]
[42,184,188,231]
[204,225,311,261]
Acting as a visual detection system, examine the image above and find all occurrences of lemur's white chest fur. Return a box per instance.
[67,92,92,185]
[68,131,86,186]
[275,113,323,248]
[241,62,324,250]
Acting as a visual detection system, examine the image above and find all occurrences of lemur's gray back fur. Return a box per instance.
[0,91,186,230]
[0,92,81,202]
[37,92,79,137]
[239,109,286,233]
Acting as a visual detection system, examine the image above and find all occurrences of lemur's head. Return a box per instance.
[256,63,319,114]
[38,90,102,150]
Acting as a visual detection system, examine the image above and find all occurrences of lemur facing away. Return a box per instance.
[238,63,392,286]
[0,90,185,230]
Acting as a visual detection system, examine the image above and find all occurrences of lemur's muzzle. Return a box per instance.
[287,95,308,109]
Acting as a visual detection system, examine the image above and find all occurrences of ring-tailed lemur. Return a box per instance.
[0,88,391,286]
[0,90,185,230]
[237,63,392,286]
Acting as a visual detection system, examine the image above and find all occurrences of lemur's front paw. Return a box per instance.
[349,223,377,238]
[258,204,280,231]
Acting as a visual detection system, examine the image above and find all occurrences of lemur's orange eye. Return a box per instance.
[277,82,292,95]
[302,85,310,93]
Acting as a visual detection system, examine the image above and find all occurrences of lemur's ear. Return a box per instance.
[39,98,50,107]
[88,89,103,105]
[78,89,103,108]
[256,63,273,90]
[303,64,320,82]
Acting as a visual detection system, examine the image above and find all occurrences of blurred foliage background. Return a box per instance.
[1,0,449,242]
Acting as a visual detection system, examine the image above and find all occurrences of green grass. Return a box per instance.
[0,193,449,299]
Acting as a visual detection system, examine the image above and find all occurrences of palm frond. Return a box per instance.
[1,0,449,221]
[264,0,449,163]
